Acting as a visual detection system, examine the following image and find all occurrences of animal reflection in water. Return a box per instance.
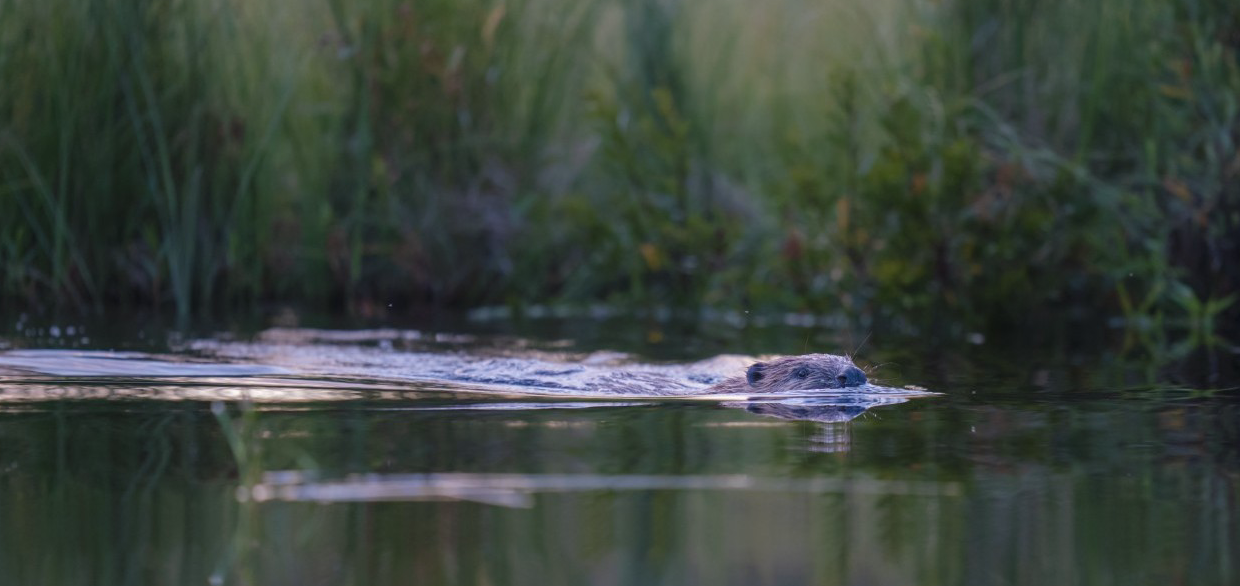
[731,395,911,423]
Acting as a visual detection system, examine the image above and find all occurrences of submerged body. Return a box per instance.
[705,353,868,394]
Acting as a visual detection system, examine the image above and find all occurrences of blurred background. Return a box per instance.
[1,0,1237,333]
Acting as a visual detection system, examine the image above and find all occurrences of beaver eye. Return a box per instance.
[794,367,810,378]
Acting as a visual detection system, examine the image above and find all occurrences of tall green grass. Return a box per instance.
[1,0,1237,329]
[0,0,299,315]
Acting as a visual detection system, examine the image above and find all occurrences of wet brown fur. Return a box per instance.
[705,353,867,394]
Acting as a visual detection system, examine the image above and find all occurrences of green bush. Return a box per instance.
[1,0,1236,330]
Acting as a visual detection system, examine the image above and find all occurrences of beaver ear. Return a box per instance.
[746,362,766,386]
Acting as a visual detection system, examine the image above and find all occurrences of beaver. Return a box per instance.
[704,353,868,394]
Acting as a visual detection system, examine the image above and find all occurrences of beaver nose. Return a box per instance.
[837,366,867,388]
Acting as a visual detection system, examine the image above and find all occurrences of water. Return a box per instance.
[0,314,1237,586]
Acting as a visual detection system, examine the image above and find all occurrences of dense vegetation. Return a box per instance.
[1,0,1237,331]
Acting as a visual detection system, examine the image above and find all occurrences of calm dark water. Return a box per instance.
[0,313,1238,586]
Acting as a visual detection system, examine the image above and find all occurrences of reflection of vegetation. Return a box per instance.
[212,401,262,585]
[0,393,1236,585]
[1,0,1237,330]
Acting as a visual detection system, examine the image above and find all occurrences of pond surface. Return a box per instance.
[0,313,1238,586]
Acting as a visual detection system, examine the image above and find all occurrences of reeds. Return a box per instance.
[1,0,1236,328]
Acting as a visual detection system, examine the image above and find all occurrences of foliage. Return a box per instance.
[1,0,1237,331]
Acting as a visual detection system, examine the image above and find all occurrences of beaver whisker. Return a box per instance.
[864,361,899,372]
[849,332,872,360]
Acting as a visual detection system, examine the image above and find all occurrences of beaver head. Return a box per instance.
[741,353,868,392]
